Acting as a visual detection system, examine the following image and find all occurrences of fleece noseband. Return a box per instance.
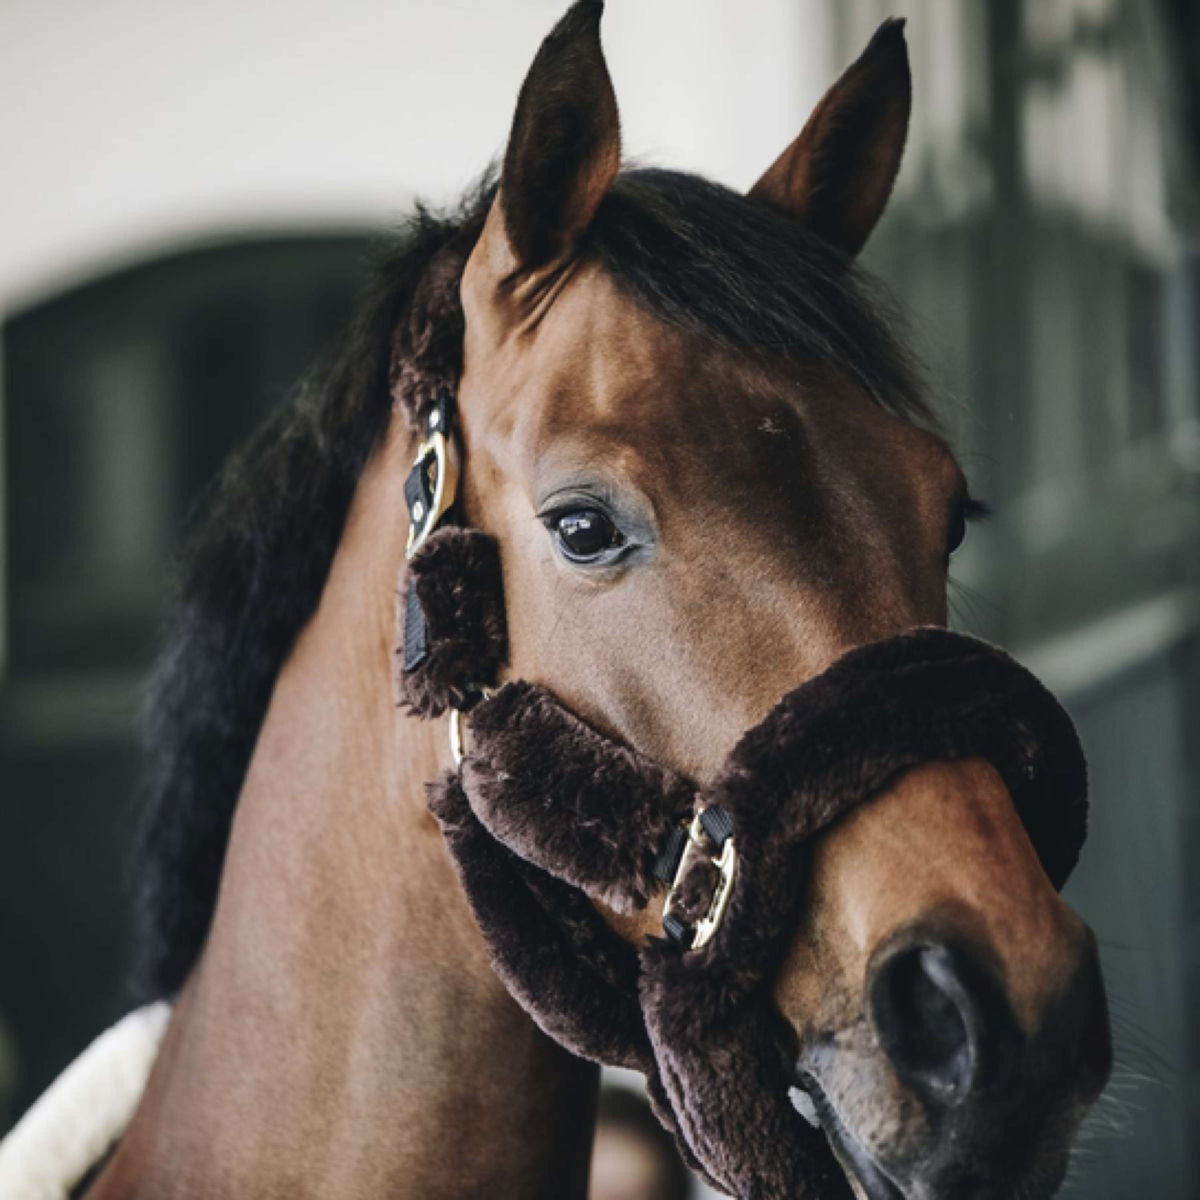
[396,393,1088,1200]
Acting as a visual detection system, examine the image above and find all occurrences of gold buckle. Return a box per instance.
[448,687,493,766]
[662,812,738,952]
[405,430,460,560]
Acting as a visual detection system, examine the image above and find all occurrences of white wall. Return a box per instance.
[0,0,835,314]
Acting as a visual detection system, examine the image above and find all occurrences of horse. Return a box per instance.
[58,3,1109,1197]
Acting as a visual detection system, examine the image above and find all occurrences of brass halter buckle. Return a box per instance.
[661,807,738,952]
[448,687,493,766]
[404,399,460,561]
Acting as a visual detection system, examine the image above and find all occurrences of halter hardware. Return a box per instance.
[449,687,493,766]
[404,394,460,561]
[401,389,487,763]
[660,806,738,952]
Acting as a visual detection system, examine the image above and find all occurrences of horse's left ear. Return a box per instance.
[467,0,620,310]
[748,18,911,258]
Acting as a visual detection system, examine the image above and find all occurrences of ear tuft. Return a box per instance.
[748,17,912,258]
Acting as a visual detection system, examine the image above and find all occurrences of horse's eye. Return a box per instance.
[551,508,624,563]
[947,496,990,560]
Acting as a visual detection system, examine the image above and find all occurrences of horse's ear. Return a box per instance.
[748,18,911,258]
[476,0,620,289]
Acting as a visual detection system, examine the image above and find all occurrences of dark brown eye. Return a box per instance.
[552,508,624,563]
[947,496,990,560]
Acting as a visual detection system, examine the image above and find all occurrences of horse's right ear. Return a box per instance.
[466,1,620,313]
[748,18,911,258]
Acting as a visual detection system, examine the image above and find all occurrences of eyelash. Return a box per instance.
[947,495,991,560]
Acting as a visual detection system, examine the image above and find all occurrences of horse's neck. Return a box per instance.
[92,428,598,1199]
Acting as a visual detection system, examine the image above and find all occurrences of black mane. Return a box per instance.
[593,170,926,420]
[136,169,928,999]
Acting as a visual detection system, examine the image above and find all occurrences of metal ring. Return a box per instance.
[448,687,493,767]
[449,707,467,766]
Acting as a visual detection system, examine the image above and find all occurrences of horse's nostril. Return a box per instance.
[869,943,984,1107]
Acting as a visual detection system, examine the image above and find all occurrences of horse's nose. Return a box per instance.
[868,937,1013,1108]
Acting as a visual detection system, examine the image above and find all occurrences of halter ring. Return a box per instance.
[449,687,493,766]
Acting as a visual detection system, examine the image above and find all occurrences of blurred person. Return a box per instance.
[590,1085,692,1200]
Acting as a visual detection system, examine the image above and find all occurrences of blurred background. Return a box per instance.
[1,0,1197,1196]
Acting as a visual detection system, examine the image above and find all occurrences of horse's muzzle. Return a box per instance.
[812,921,1112,1200]
[405,527,1097,1200]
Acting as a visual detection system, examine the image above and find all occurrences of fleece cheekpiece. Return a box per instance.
[402,525,1088,1200]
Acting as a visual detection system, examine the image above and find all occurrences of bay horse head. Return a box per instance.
[409,3,1110,1197]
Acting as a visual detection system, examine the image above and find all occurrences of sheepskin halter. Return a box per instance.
[396,390,1088,1200]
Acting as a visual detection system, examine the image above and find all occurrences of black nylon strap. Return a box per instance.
[653,826,689,885]
[662,912,694,950]
[426,387,454,436]
[403,584,431,673]
[699,804,734,850]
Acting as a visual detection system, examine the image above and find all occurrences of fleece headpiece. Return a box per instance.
[395,398,1088,1199]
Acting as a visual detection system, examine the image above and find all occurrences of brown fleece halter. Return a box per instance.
[396,392,1089,1200]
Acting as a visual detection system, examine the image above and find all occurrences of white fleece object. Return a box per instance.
[0,1002,171,1200]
